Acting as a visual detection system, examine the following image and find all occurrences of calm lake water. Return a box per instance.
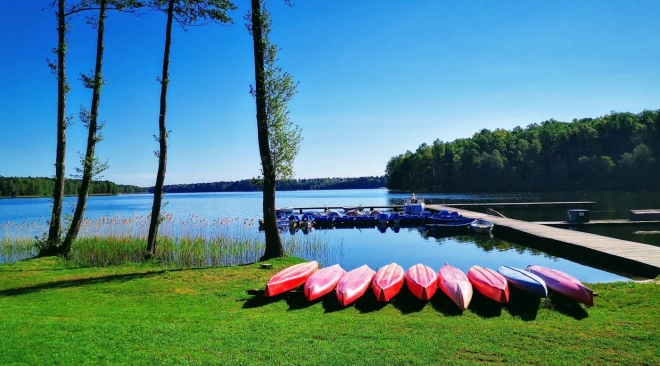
[3,189,660,282]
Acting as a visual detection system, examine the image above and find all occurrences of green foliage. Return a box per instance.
[386,110,660,191]
[1,258,659,364]
[248,0,302,180]
[0,176,146,197]
[148,176,387,193]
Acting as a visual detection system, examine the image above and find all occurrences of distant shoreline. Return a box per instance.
[0,193,127,200]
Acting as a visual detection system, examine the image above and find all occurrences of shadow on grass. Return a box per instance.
[321,293,346,313]
[354,290,388,313]
[430,291,465,316]
[392,285,428,314]
[467,291,503,318]
[285,291,320,311]
[0,269,190,297]
[503,287,541,321]
[240,290,288,309]
[546,292,589,320]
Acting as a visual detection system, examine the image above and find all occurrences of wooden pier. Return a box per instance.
[443,201,596,209]
[534,219,660,227]
[427,204,660,279]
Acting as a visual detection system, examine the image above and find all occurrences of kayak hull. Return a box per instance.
[304,264,346,302]
[438,262,473,311]
[264,261,319,297]
[497,265,548,298]
[467,265,509,303]
[526,265,594,306]
[372,263,405,302]
[336,265,376,307]
[405,264,438,301]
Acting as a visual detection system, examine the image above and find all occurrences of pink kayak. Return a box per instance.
[304,264,346,302]
[336,265,376,307]
[467,265,509,304]
[372,263,405,302]
[264,261,319,297]
[405,263,438,301]
[438,262,473,311]
[526,265,594,306]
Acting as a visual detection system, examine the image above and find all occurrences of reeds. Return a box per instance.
[1,213,339,268]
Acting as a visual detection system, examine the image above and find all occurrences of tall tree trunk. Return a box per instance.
[250,0,284,260]
[60,0,107,257]
[46,0,68,255]
[146,0,174,257]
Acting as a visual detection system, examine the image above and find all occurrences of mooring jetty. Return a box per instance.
[426,204,660,278]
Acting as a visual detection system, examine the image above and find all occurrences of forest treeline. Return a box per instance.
[386,110,660,192]
[0,176,146,197]
[150,176,387,193]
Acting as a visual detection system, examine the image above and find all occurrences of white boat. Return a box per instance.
[470,218,494,234]
[403,193,425,215]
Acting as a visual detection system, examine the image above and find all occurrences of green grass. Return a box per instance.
[1,257,659,365]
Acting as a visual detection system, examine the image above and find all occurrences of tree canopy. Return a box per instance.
[385,110,660,192]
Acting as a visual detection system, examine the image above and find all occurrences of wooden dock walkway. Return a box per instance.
[427,204,660,278]
[443,201,596,208]
[535,219,660,227]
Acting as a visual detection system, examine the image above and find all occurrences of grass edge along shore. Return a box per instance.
[1,256,659,365]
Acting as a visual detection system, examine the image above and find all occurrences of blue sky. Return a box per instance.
[1,0,659,187]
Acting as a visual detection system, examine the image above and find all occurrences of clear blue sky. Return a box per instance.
[1,0,659,186]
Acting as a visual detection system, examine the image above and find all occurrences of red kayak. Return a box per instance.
[405,263,437,301]
[526,265,594,306]
[438,262,473,311]
[304,264,346,302]
[336,265,376,307]
[372,263,404,302]
[467,265,509,303]
[264,261,319,297]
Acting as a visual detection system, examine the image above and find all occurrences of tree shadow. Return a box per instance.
[430,291,465,316]
[354,290,388,313]
[467,291,503,318]
[240,290,288,309]
[503,287,541,321]
[0,269,186,297]
[391,285,428,314]
[545,293,589,320]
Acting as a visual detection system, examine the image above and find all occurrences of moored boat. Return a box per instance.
[276,207,294,214]
[336,265,376,307]
[264,261,319,297]
[376,213,389,225]
[497,265,548,298]
[304,264,346,302]
[403,193,426,215]
[470,218,494,234]
[467,265,509,303]
[526,265,594,306]
[372,263,405,302]
[437,262,473,311]
[405,263,438,301]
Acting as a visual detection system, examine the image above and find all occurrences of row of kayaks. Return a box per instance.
[263,261,595,309]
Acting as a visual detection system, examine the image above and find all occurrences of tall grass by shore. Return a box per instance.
[1,214,341,267]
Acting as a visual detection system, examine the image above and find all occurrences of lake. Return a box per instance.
[3,189,660,282]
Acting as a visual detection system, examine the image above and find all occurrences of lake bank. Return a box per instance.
[1,256,658,365]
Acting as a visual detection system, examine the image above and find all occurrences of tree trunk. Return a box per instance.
[60,0,107,257]
[146,0,174,257]
[45,0,68,255]
[250,0,284,260]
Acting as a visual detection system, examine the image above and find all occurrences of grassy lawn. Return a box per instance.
[1,257,658,365]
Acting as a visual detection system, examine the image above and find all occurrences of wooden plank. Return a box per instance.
[427,204,660,278]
